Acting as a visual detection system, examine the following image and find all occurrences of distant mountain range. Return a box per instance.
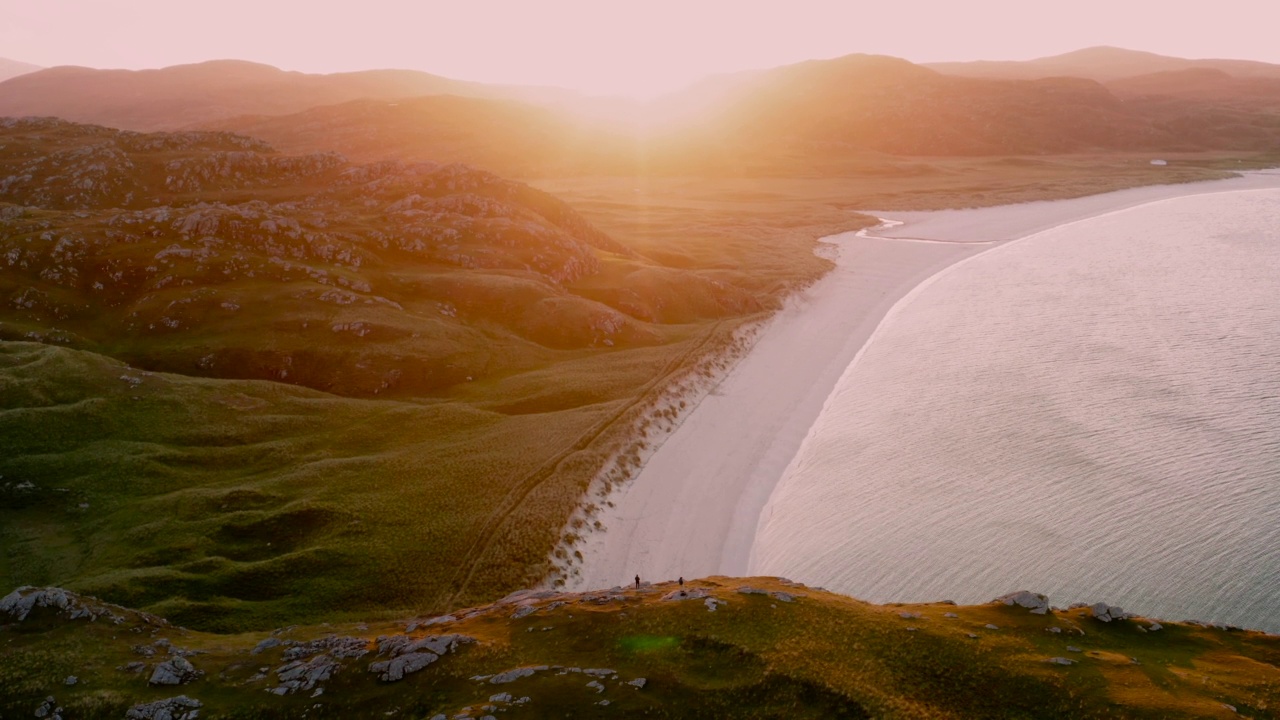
[0,59,621,132]
[2,48,1279,178]
[926,46,1280,82]
[0,57,40,82]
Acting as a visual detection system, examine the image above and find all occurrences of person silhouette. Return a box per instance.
[635,574,640,589]
[678,576,684,587]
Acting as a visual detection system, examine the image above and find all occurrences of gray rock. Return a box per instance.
[489,666,545,684]
[995,591,1049,614]
[582,668,615,677]
[510,604,537,620]
[899,611,922,619]
[984,624,1000,630]
[369,651,437,682]
[63,676,77,685]
[281,635,368,661]
[587,680,605,693]
[661,588,711,601]
[704,597,722,612]
[966,633,979,639]
[943,612,959,618]
[1090,603,1131,622]
[628,678,647,688]
[1046,627,1063,634]
[1067,646,1082,652]
[1047,657,1077,666]
[276,654,338,691]
[408,614,458,632]
[149,656,198,686]
[34,697,56,718]
[250,637,281,655]
[489,692,512,703]
[1148,622,1163,631]
[124,695,202,720]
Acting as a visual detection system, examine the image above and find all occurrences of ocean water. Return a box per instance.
[750,189,1280,631]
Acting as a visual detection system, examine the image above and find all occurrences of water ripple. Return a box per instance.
[752,190,1280,631]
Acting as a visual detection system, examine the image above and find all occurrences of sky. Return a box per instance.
[4,0,1280,97]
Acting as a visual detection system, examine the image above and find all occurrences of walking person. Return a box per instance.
[635,574,640,589]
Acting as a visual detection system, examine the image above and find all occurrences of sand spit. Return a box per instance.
[567,171,1280,592]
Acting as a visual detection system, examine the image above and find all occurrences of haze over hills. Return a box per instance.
[3,49,1279,179]
[196,53,1280,179]
[0,57,41,83]
[0,59,625,132]
[926,45,1280,82]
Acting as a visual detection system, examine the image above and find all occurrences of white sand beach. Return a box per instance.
[569,170,1280,591]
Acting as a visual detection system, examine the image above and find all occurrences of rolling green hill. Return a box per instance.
[0,118,814,632]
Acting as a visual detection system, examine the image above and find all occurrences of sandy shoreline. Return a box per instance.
[568,170,1280,591]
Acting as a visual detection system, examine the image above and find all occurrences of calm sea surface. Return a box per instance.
[750,189,1280,631]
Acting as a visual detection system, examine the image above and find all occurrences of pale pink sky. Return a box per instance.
[3,0,1278,96]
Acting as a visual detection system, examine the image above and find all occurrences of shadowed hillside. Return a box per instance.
[0,117,761,397]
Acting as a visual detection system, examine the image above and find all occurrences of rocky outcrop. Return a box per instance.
[0,586,128,624]
[737,587,799,602]
[124,695,202,720]
[367,633,473,682]
[149,655,200,686]
[274,654,338,693]
[1089,603,1131,622]
[995,591,1050,615]
[488,666,547,684]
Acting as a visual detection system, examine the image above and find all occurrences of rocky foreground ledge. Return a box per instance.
[2,578,1277,719]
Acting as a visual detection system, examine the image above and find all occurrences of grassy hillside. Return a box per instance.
[0,118,860,632]
[3,579,1278,718]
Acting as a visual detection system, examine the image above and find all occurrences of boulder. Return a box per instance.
[250,637,281,655]
[149,656,198,686]
[1090,603,1131,622]
[1047,657,1077,666]
[369,651,436,682]
[995,591,1050,614]
[276,654,338,691]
